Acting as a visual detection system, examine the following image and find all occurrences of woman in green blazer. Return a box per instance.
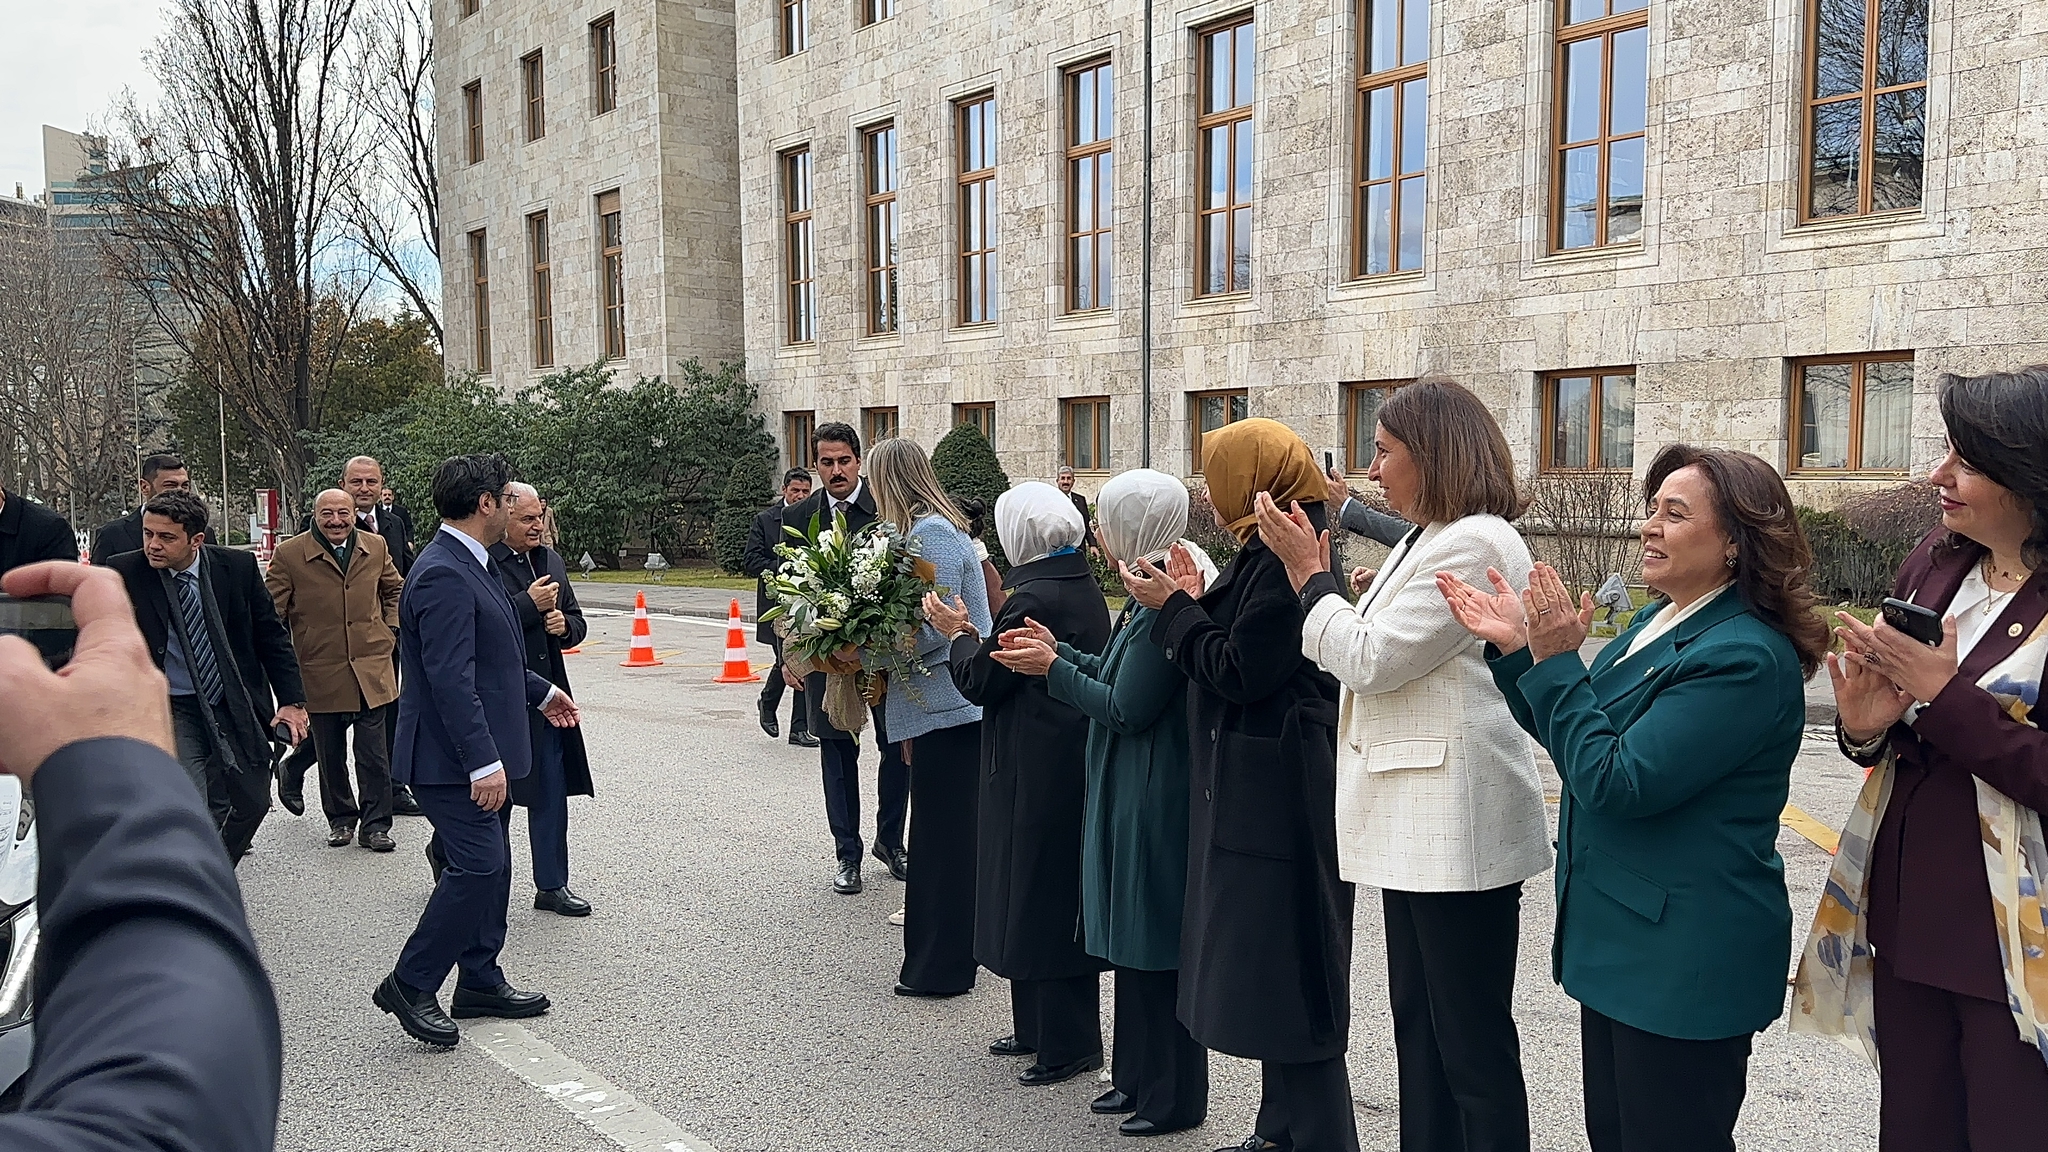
[991,468,1213,1138]
[1438,445,1827,1152]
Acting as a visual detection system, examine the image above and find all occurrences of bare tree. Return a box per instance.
[344,0,441,339]
[100,0,366,510]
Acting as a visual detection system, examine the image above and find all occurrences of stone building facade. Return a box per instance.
[729,0,2047,503]
[436,0,745,389]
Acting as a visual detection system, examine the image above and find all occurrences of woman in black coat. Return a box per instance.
[928,481,1114,1085]
[1124,418,1354,1152]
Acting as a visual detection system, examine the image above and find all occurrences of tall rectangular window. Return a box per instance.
[955,402,996,448]
[956,94,998,325]
[782,0,808,55]
[1065,59,1114,312]
[862,0,896,26]
[862,407,900,447]
[1356,0,1428,276]
[522,51,546,141]
[597,190,625,360]
[1062,397,1111,471]
[1197,18,1255,296]
[1804,0,1926,221]
[784,410,816,471]
[460,0,479,17]
[463,81,484,164]
[783,149,815,344]
[527,213,553,368]
[468,229,491,372]
[1553,0,1647,250]
[591,15,618,115]
[1188,389,1248,472]
[1789,353,1913,472]
[1542,369,1637,471]
[863,123,900,335]
[1344,380,1409,472]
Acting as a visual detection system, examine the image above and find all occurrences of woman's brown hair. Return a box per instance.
[1644,444,1828,679]
[1374,376,1526,523]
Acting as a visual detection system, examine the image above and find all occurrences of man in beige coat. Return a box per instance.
[266,489,405,850]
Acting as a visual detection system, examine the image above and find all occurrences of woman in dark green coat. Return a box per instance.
[1439,444,1827,1152]
[993,469,1214,1137]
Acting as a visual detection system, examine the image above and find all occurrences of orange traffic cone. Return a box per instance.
[713,599,761,683]
[619,591,663,667]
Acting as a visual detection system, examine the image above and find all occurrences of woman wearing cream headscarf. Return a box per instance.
[1122,419,1355,1152]
[992,470,1211,1136]
[927,482,1114,1086]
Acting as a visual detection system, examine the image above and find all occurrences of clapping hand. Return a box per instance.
[1826,641,1913,745]
[923,592,974,640]
[1437,568,1529,654]
[1350,567,1378,596]
[1253,493,1330,593]
[1523,563,1594,662]
[1834,610,1959,708]
[991,617,1058,677]
[1122,543,1205,609]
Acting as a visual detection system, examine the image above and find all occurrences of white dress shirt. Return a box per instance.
[436,524,561,782]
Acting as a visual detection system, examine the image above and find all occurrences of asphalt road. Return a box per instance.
[241,607,1879,1152]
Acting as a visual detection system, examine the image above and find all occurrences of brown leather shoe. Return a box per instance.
[360,828,396,852]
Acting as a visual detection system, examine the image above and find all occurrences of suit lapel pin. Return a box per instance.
[1643,667,1655,678]
[2012,622,2026,638]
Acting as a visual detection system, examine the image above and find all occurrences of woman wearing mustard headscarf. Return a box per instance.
[1123,419,1355,1152]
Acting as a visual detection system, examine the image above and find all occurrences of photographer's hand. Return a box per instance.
[0,562,174,784]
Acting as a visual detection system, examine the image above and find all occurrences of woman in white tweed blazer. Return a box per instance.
[1255,377,1548,1152]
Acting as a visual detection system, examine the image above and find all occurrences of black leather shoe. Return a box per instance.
[872,843,909,882]
[360,828,396,852]
[893,982,969,998]
[535,887,592,916]
[789,730,820,748]
[1123,1117,1198,1138]
[278,768,306,816]
[988,1034,1036,1057]
[1018,1052,1103,1085]
[1091,1088,1135,1114]
[450,982,551,1019]
[833,861,862,895]
[328,822,356,848]
[391,787,423,817]
[1216,1137,1288,1152]
[373,974,458,1047]
[424,839,445,884]
[759,700,779,738]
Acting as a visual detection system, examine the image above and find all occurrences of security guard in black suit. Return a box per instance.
[90,453,192,565]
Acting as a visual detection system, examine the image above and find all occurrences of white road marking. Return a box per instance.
[468,1021,720,1152]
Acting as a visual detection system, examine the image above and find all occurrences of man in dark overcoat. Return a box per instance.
[746,467,814,746]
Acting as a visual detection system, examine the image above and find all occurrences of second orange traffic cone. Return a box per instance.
[713,598,761,683]
[619,591,663,667]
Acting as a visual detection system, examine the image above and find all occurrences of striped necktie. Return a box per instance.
[175,570,226,704]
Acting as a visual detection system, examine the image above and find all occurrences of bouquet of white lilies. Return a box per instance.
[760,509,935,736]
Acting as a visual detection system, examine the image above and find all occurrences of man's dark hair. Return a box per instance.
[813,422,861,459]
[143,491,210,539]
[781,468,812,488]
[139,453,185,482]
[431,453,515,521]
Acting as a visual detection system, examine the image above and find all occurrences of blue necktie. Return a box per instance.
[175,571,226,704]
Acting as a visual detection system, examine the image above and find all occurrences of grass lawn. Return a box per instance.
[569,567,755,591]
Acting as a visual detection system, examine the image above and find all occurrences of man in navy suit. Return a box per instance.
[0,560,281,1151]
[373,454,582,1048]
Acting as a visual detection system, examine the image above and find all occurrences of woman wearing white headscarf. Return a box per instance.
[926,482,1113,1086]
[990,470,1210,1136]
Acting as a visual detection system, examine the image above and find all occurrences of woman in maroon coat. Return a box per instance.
[1803,365,2048,1151]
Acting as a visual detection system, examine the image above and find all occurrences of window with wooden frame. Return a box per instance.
[590,15,618,115]
[782,148,815,344]
[527,212,553,368]
[956,94,998,325]
[1187,389,1248,472]
[1062,397,1111,472]
[781,0,808,56]
[521,51,546,141]
[862,407,900,447]
[1803,0,1926,222]
[955,402,996,448]
[460,0,479,17]
[1355,0,1428,277]
[784,411,817,472]
[862,122,900,335]
[861,0,896,26]
[468,229,491,372]
[1343,380,1409,472]
[1541,369,1637,472]
[1065,58,1113,312]
[597,190,625,360]
[1789,353,1912,473]
[1196,17,1255,296]
[1553,0,1647,251]
[463,81,484,164]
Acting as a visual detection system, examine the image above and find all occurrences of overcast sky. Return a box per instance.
[1,0,163,201]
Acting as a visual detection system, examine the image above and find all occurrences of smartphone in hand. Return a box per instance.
[1880,597,1944,645]
[0,594,75,669]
